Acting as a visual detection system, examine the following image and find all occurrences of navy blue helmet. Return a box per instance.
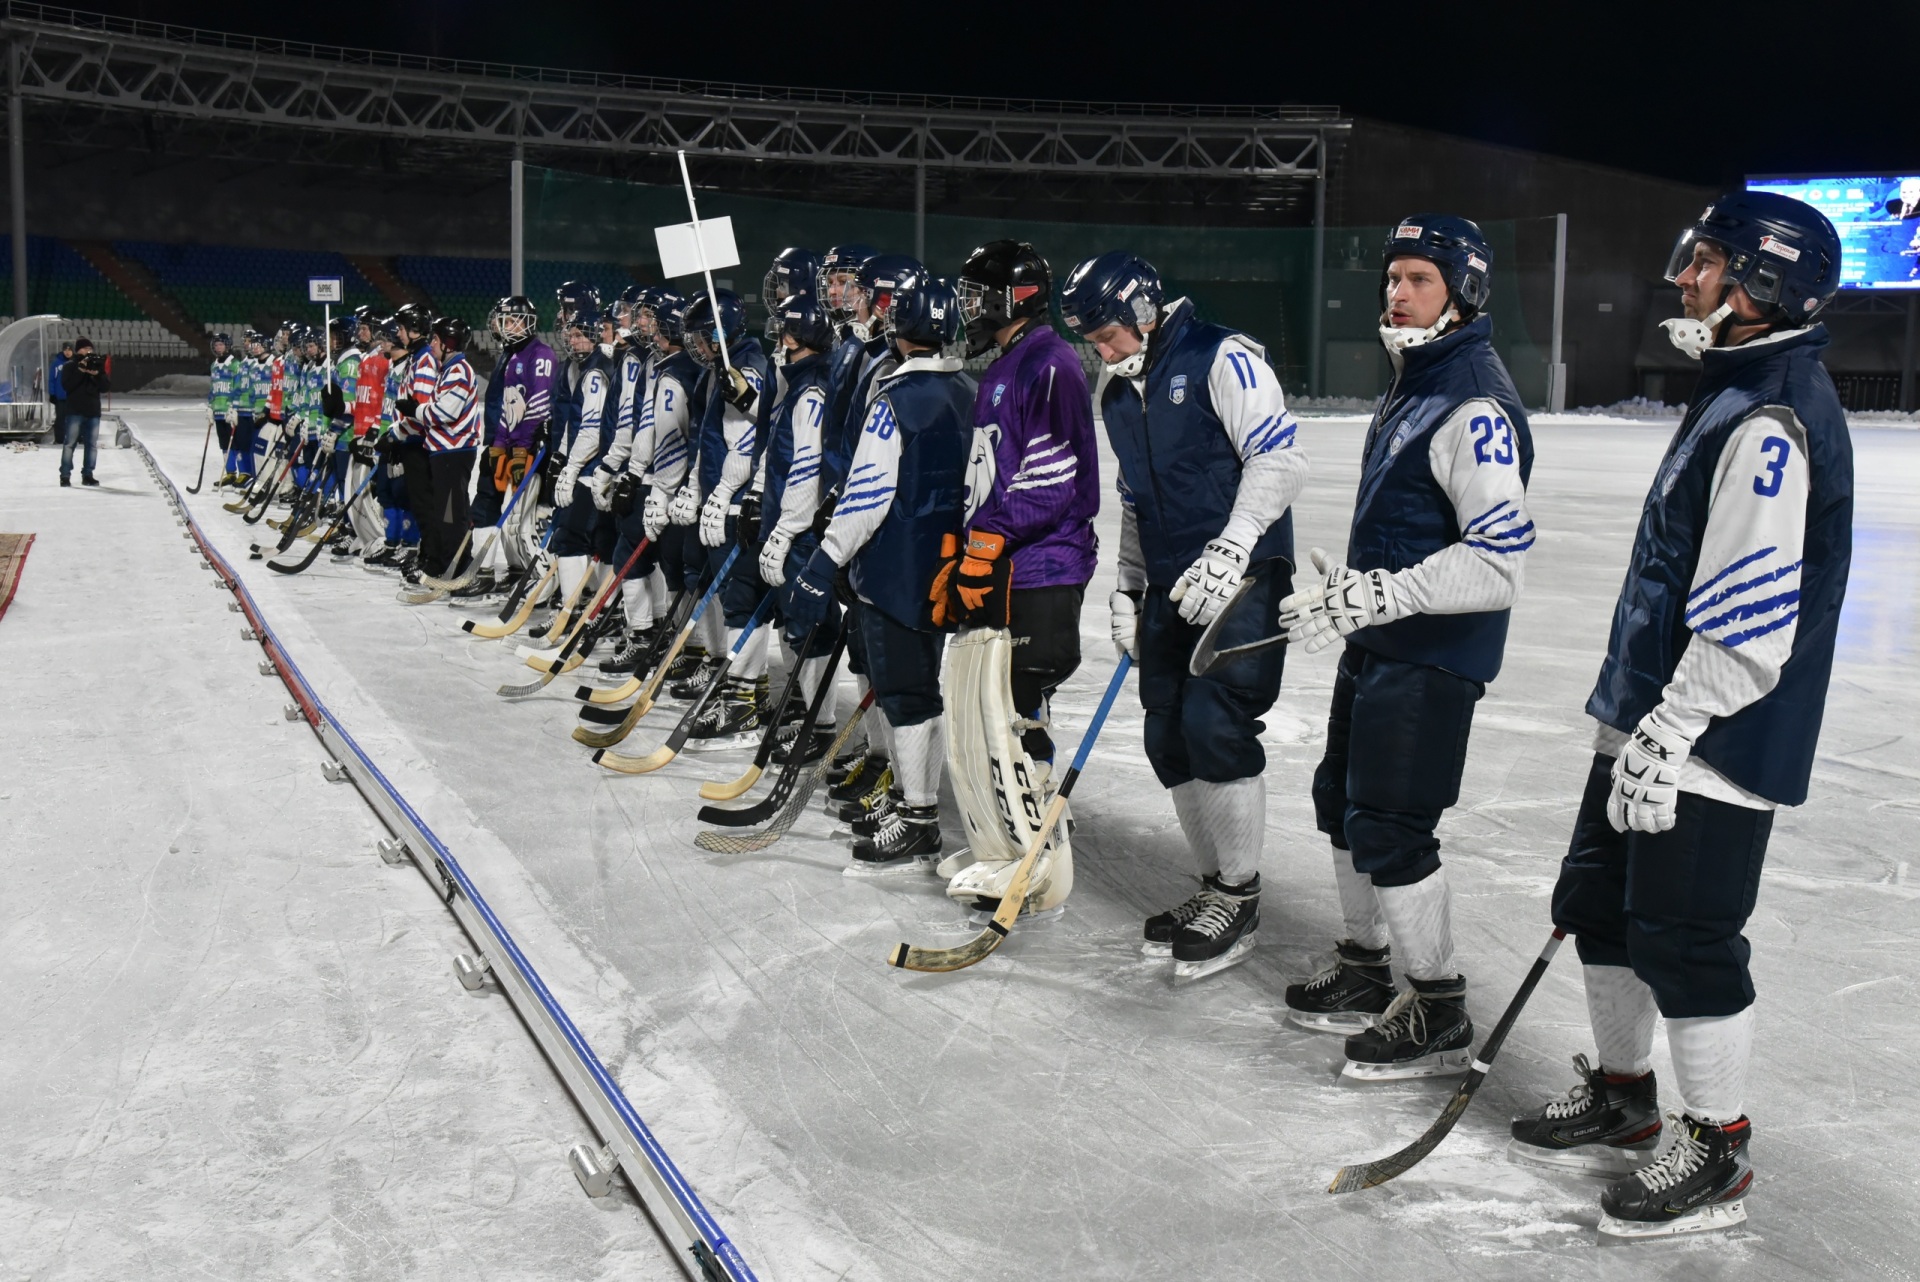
[817,243,878,321]
[858,255,957,349]
[1058,251,1163,337]
[683,288,748,365]
[614,284,647,336]
[327,314,356,349]
[555,280,600,328]
[1382,214,1492,318]
[1664,190,1842,324]
[772,291,836,355]
[564,298,602,339]
[210,331,232,351]
[764,247,824,314]
[641,286,688,353]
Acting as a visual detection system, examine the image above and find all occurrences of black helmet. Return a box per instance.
[431,314,472,352]
[489,295,540,345]
[957,240,1053,357]
[390,303,431,338]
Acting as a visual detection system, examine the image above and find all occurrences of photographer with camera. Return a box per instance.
[58,336,110,488]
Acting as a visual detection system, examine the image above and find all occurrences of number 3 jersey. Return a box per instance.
[1348,312,1536,684]
[1588,324,1853,808]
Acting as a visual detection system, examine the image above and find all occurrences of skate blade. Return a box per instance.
[681,732,758,754]
[1141,940,1174,959]
[1340,1048,1472,1081]
[1597,1200,1746,1239]
[1171,934,1256,984]
[1506,1137,1658,1178]
[1286,1008,1381,1035]
[843,855,936,880]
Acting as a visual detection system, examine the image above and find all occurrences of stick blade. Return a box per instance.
[496,673,555,698]
[586,676,642,705]
[1326,1074,1480,1194]
[888,924,1008,973]
[576,701,630,726]
[699,764,761,802]
[595,745,677,775]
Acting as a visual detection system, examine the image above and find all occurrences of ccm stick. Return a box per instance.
[888,653,1132,973]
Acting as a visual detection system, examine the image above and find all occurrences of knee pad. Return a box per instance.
[1177,679,1268,783]
[1341,804,1441,888]
[1626,913,1755,1019]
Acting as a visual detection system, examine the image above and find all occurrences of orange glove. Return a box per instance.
[951,529,1012,628]
[928,531,963,629]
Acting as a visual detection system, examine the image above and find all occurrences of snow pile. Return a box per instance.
[134,373,211,395]
[1565,397,1687,419]
[1291,394,1380,414]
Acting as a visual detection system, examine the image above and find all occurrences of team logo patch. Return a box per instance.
[993,383,1006,406]
[1467,253,1488,272]
[1388,419,1415,457]
[1394,222,1424,241]
[1170,374,1188,404]
[1758,235,1802,262]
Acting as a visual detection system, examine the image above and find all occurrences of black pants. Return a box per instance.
[213,414,232,453]
[424,450,474,576]
[1006,584,1085,762]
[1311,642,1483,888]
[398,442,433,553]
[1552,753,1774,1018]
[1136,560,1291,788]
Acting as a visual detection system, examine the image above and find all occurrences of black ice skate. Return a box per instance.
[599,624,662,675]
[1598,1112,1751,1238]
[770,725,834,767]
[1509,1054,1662,1176]
[686,677,767,749]
[1171,874,1260,983]
[669,652,721,700]
[1342,974,1473,1080]
[447,569,498,601]
[849,788,901,838]
[1285,939,1396,1034]
[827,750,882,801]
[845,801,941,878]
[833,763,894,824]
[1143,875,1231,958]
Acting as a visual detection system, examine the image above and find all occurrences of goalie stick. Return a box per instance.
[1326,928,1567,1194]
[696,626,846,821]
[498,539,656,697]
[590,590,776,775]
[570,556,737,748]
[699,619,835,801]
[691,690,875,853]
[185,412,215,494]
[265,463,382,575]
[887,654,1132,974]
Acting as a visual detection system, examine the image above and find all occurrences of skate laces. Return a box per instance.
[1372,987,1432,1047]
[1184,891,1242,942]
[1544,1054,1599,1119]
[1631,1113,1706,1192]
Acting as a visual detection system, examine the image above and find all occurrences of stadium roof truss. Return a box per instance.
[0,5,1348,184]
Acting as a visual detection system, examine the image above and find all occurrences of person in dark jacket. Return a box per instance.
[58,337,110,487]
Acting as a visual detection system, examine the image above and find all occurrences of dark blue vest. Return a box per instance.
[1348,314,1534,683]
[1586,325,1852,805]
[821,334,889,495]
[850,364,977,629]
[765,350,832,517]
[568,347,618,471]
[648,349,698,472]
[695,336,772,494]
[1099,300,1293,588]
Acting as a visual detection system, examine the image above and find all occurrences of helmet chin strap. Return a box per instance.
[1662,300,1736,361]
[1103,325,1149,379]
[1377,306,1461,354]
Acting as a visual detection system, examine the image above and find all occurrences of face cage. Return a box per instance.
[491,309,538,344]
[685,327,719,367]
[819,267,866,322]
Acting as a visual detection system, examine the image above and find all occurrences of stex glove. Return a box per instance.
[667,484,700,526]
[758,528,792,587]
[736,491,763,549]
[1110,589,1143,660]
[699,491,733,547]
[1607,707,1692,834]
[643,490,670,541]
[1279,547,1406,653]
[585,469,614,512]
[1169,535,1252,627]
[717,365,758,413]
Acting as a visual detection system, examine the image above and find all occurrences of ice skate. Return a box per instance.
[1597,1112,1751,1238]
[669,653,721,700]
[769,725,833,767]
[1285,939,1396,1033]
[848,788,900,838]
[598,623,662,675]
[831,761,894,824]
[685,677,767,751]
[1509,1053,1662,1175]
[1171,875,1259,983]
[825,747,872,791]
[845,802,940,878]
[1341,975,1473,1080]
[1142,878,1222,958]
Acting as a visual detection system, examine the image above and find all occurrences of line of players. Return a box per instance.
[200,188,1852,1240]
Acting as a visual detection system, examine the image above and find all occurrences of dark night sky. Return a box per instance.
[76,0,1919,188]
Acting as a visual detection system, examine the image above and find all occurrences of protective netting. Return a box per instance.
[526,166,1563,404]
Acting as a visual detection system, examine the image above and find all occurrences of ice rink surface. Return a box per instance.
[35,399,1920,1280]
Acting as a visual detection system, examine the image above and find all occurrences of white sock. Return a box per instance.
[1375,867,1456,981]
[735,624,769,680]
[620,576,653,630]
[1169,780,1217,878]
[800,655,838,723]
[891,718,942,807]
[556,555,590,609]
[702,609,726,655]
[1182,777,1264,887]
[1332,849,1389,950]
[1667,1008,1755,1124]
[1584,964,1660,1077]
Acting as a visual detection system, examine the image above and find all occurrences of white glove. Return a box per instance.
[643,490,670,541]
[1169,536,1251,627]
[1607,708,1692,834]
[1110,589,1142,660]
[585,469,614,512]
[555,465,581,509]
[206,404,216,429]
[1279,547,1407,654]
[501,384,527,429]
[699,491,733,547]
[668,484,700,526]
[759,528,793,587]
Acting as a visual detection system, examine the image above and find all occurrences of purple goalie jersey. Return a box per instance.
[964,324,1100,589]
[495,338,556,452]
